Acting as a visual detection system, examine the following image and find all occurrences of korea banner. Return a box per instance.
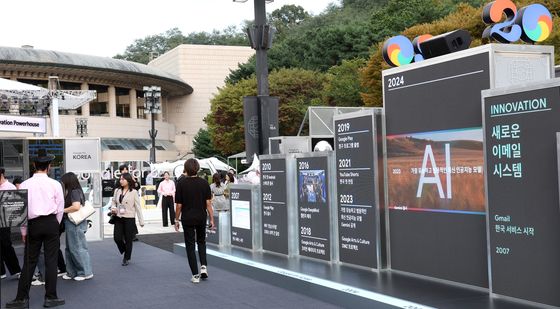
[0,114,46,133]
[65,139,100,172]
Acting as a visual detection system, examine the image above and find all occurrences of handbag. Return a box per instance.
[68,201,96,225]
[108,213,116,225]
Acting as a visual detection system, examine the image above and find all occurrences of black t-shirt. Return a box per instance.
[64,188,85,219]
[175,176,211,226]
[65,189,85,208]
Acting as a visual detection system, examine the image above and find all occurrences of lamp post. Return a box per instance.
[143,86,161,163]
[76,118,88,137]
[234,0,274,96]
[234,0,279,160]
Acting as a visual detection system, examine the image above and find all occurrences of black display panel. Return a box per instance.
[102,180,114,198]
[483,85,560,307]
[230,188,253,249]
[260,158,288,255]
[0,190,28,228]
[206,212,219,245]
[384,52,490,287]
[297,156,330,261]
[335,114,378,268]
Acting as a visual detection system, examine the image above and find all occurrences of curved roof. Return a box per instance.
[0,46,193,96]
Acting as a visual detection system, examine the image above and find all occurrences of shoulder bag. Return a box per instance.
[68,200,96,225]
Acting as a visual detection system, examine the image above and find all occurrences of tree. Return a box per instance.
[207,68,326,155]
[191,128,218,158]
[114,28,187,64]
[322,58,367,107]
[268,5,310,41]
[114,27,248,64]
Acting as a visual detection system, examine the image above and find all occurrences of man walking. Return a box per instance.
[6,149,65,308]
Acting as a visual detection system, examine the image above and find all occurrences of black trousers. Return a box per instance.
[0,227,21,276]
[182,224,207,275]
[16,214,60,300]
[161,196,175,226]
[113,217,136,260]
[57,227,66,273]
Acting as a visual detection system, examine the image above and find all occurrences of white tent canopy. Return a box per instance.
[0,78,46,91]
[150,157,235,178]
[0,77,96,110]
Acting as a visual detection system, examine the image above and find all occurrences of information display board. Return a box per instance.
[384,50,490,287]
[297,155,332,261]
[0,190,27,228]
[483,82,560,307]
[206,212,219,245]
[260,157,289,255]
[230,187,253,249]
[334,111,380,269]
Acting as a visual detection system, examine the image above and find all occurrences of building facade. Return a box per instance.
[0,44,253,165]
[148,44,254,153]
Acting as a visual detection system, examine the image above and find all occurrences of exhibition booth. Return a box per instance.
[174,43,560,309]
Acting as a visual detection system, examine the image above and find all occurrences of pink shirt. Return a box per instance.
[0,180,16,190]
[157,179,176,198]
[20,173,64,236]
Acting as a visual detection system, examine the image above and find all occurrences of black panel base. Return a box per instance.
[173,244,542,309]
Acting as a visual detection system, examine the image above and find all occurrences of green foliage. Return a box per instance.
[192,128,218,158]
[323,58,367,107]
[114,28,187,64]
[268,5,310,41]
[114,27,247,64]
[207,68,326,155]
[226,0,485,81]
[184,26,247,46]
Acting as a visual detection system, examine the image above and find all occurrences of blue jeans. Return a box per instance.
[64,218,93,277]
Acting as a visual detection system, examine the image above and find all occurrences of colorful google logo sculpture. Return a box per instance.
[383,0,553,67]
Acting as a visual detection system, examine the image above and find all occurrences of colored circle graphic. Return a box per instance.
[517,4,553,43]
[382,35,414,67]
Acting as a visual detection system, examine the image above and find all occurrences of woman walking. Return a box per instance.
[210,173,228,212]
[112,173,144,266]
[175,159,214,283]
[60,172,93,281]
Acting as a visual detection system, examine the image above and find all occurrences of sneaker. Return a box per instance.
[200,266,208,279]
[57,271,67,277]
[191,274,200,283]
[74,274,94,281]
[31,278,45,286]
[13,272,21,279]
[62,274,73,280]
[0,274,6,279]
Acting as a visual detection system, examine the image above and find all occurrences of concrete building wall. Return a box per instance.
[149,44,254,155]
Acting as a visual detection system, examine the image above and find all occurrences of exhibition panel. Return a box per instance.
[260,154,297,255]
[229,184,261,250]
[382,44,553,287]
[295,152,337,262]
[483,80,560,307]
[334,109,384,269]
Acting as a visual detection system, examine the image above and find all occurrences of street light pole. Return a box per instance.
[254,0,269,96]
[236,0,279,161]
[143,86,161,163]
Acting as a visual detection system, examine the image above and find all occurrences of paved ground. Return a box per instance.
[1,208,343,308]
[0,240,341,309]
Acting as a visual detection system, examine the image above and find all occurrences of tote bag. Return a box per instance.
[68,200,96,225]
